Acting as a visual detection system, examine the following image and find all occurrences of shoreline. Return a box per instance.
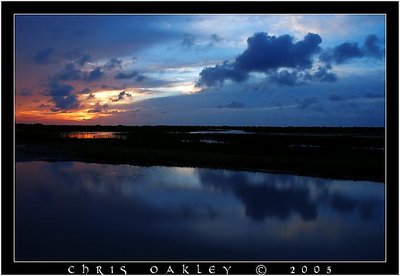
[16,125,385,182]
[16,142,384,182]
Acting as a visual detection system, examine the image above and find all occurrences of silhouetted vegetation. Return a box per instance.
[16,124,385,181]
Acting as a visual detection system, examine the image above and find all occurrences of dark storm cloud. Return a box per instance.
[197,61,248,87]
[198,33,383,88]
[110,91,132,102]
[236,32,322,72]
[33,48,57,64]
[19,88,32,97]
[48,81,79,110]
[182,33,196,48]
[198,32,323,87]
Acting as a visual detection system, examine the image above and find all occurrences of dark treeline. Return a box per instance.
[15,124,385,182]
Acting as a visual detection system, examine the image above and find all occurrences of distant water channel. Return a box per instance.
[16,161,384,261]
[59,131,127,139]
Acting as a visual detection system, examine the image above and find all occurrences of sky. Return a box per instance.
[15,14,385,126]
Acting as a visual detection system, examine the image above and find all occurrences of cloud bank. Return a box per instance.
[198,32,383,88]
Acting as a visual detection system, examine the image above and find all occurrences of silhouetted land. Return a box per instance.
[16,124,385,182]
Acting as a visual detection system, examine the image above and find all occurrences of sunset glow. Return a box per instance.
[16,14,385,126]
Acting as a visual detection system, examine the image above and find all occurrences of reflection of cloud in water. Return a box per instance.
[326,192,378,220]
[199,170,317,221]
[29,161,383,223]
[16,161,384,260]
[198,170,383,223]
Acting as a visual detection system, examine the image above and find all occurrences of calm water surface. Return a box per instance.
[60,131,127,139]
[16,161,384,261]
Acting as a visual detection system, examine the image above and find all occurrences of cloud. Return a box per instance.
[135,75,146,82]
[64,50,91,66]
[209,34,223,46]
[310,66,337,82]
[104,58,123,70]
[79,88,91,94]
[33,48,57,64]
[269,66,336,86]
[110,91,132,102]
[115,71,139,79]
[182,33,196,48]
[236,32,322,72]
[87,67,104,81]
[363,34,384,58]
[88,102,109,113]
[217,101,245,109]
[54,64,104,82]
[270,70,300,86]
[87,93,95,100]
[198,32,323,87]
[331,42,364,64]
[56,63,83,81]
[19,88,32,97]
[198,32,383,88]
[197,61,248,87]
[48,81,79,110]
[114,70,145,82]
[77,54,91,66]
[321,34,383,64]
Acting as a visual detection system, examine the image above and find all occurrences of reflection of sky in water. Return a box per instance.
[16,161,384,261]
[60,131,126,139]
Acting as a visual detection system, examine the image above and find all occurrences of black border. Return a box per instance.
[2,1,399,275]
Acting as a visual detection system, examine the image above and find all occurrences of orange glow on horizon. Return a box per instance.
[16,109,114,124]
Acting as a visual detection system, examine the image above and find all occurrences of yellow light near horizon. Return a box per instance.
[150,83,201,95]
[176,84,201,94]
[81,89,141,106]
[16,109,112,123]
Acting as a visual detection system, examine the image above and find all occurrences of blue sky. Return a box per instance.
[15,14,385,126]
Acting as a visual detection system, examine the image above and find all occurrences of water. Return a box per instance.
[59,131,127,139]
[188,130,251,135]
[16,161,384,261]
